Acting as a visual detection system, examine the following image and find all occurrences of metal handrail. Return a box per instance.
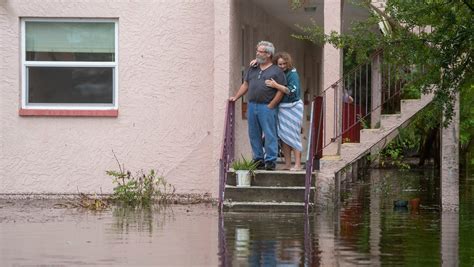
[304,49,417,209]
[304,102,315,212]
[322,49,383,94]
[218,100,235,211]
[317,50,410,151]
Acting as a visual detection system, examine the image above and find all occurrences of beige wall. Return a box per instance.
[0,0,322,196]
[0,0,228,195]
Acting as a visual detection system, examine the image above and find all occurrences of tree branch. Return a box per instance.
[462,0,474,11]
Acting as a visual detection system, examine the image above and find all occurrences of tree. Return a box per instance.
[294,0,473,126]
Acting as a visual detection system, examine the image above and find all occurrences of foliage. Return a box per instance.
[358,115,370,129]
[460,83,474,151]
[378,141,411,169]
[231,155,258,172]
[293,0,473,127]
[107,153,175,207]
[401,84,421,99]
[371,103,443,168]
[77,193,109,211]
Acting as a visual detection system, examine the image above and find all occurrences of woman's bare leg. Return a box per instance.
[282,142,292,169]
[293,149,302,169]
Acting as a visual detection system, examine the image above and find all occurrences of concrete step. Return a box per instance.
[223,201,309,212]
[224,185,315,203]
[227,170,306,187]
[380,114,401,129]
[400,98,421,114]
[360,128,384,143]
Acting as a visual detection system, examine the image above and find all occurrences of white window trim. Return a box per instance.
[21,18,119,111]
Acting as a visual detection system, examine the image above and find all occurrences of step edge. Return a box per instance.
[224,201,309,206]
[225,185,316,189]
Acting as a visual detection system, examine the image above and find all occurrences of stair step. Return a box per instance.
[227,170,307,187]
[360,129,383,143]
[223,201,310,212]
[316,93,434,178]
[340,144,364,156]
[224,185,315,203]
[400,99,421,114]
[380,114,401,129]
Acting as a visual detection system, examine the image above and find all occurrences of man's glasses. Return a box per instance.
[258,70,263,79]
[256,50,267,54]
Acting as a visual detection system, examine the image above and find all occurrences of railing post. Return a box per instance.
[218,100,235,212]
[371,53,382,128]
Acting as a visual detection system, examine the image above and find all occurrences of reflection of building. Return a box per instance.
[1,1,369,196]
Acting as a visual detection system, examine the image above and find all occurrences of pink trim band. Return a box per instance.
[19,109,119,117]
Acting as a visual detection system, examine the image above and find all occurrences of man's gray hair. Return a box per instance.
[257,41,275,57]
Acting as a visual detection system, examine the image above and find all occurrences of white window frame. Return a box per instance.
[21,18,119,110]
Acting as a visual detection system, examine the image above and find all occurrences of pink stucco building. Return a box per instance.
[0,0,369,197]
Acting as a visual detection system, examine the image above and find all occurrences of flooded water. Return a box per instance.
[1,167,473,266]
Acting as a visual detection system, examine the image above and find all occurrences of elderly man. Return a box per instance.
[229,41,286,170]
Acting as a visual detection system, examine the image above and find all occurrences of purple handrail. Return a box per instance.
[304,101,316,212]
[304,98,322,211]
[218,100,235,211]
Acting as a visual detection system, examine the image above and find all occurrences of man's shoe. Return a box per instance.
[252,159,265,170]
[265,162,276,171]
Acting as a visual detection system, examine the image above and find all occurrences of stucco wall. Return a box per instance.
[0,0,225,195]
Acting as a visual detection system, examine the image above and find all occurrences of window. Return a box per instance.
[20,19,118,116]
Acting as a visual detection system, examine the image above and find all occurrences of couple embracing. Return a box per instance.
[229,41,304,171]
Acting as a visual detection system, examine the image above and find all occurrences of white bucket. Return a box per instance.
[236,170,251,187]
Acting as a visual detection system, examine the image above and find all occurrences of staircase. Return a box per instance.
[223,169,314,212]
[320,93,434,175]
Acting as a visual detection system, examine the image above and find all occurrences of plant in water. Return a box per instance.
[107,152,175,207]
[77,193,109,211]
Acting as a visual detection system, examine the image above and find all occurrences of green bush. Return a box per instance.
[107,153,175,207]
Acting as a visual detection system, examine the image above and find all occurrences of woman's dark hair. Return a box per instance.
[273,52,293,70]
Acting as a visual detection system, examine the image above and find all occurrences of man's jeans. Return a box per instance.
[247,102,278,163]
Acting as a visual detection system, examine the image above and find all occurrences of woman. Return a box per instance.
[262,52,304,170]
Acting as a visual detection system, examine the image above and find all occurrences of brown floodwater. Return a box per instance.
[1,167,473,266]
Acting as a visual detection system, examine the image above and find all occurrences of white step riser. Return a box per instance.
[360,130,383,144]
[380,115,401,129]
[400,100,420,114]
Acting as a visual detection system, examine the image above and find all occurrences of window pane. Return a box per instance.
[28,67,113,104]
[26,22,115,62]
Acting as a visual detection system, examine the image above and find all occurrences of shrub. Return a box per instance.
[107,153,175,207]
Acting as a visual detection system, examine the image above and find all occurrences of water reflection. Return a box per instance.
[110,204,173,235]
[219,212,313,266]
[219,168,474,266]
[1,168,473,265]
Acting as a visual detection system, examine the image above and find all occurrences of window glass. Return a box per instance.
[27,67,113,104]
[26,22,115,62]
[22,19,118,110]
